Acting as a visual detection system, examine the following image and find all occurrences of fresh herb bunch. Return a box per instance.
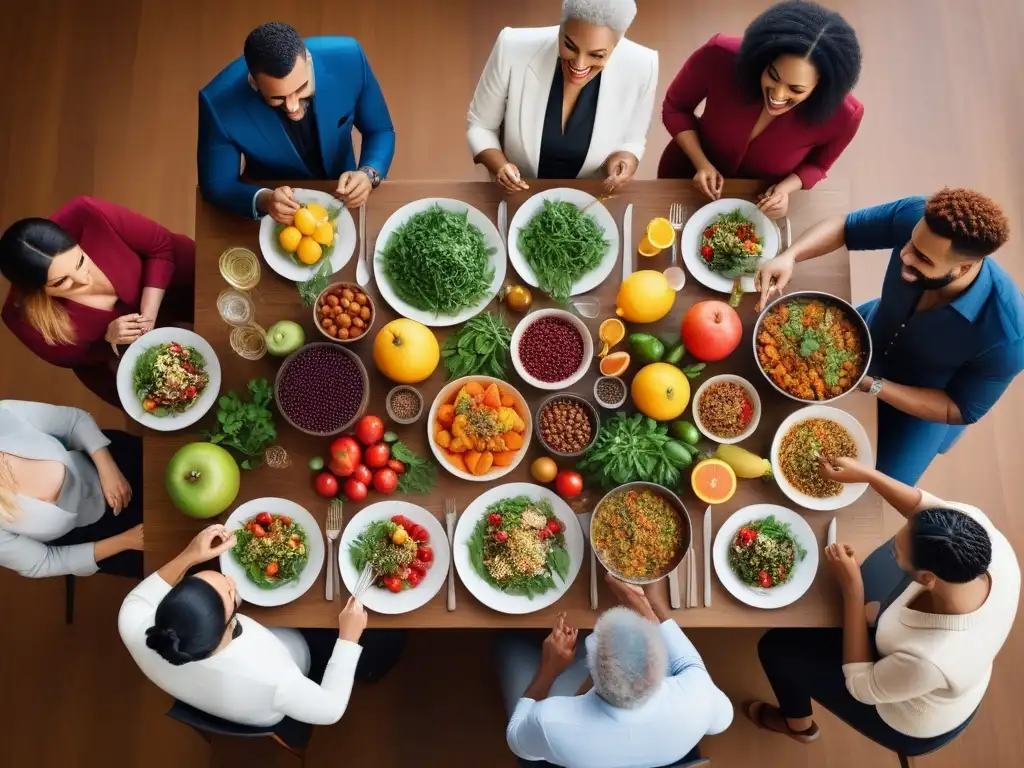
[297,258,333,306]
[382,433,437,494]
[349,519,414,575]
[517,199,608,302]
[204,378,277,469]
[441,312,512,380]
[380,205,495,315]
[577,413,701,490]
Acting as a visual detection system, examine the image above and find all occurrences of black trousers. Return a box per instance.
[757,627,972,756]
[50,430,143,579]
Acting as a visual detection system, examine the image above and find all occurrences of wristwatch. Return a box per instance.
[358,166,382,189]
[866,377,883,396]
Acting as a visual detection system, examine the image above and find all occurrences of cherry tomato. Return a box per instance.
[184,386,197,399]
[256,512,273,527]
[352,464,373,486]
[251,523,266,538]
[488,513,503,526]
[554,470,583,500]
[364,442,390,469]
[329,437,362,477]
[373,468,399,494]
[387,459,406,475]
[391,515,408,527]
[142,398,157,412]
[537,528,551,540]
[411,525,429,543]
[354,415,385,447]
[343,478,368,502]
[409,560,428,576]
[758,570,772,588]
[169,343,182,353]
[279,516,293,527]
[547,520,561,534]
[416,545,434,564]
[494,531,509,543]
[406,570,423,587]
[314,472,339,498]
[265,562,279,577]
[382,575,403,593]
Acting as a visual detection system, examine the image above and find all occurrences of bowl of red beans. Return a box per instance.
[510,309,593,390]
[274,342,369,437]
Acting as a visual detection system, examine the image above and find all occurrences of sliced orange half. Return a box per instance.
[599,351,630,377]
[598,318,626,357]
[691,458,737,505]
[646,217,676,250]
[637,235,661,258]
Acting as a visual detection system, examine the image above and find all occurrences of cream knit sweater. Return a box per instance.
[842,492,1020,738]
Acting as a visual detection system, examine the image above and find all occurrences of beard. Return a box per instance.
[901,265,957,290]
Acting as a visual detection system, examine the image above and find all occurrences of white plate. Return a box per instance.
[116,328,221,431]
[691,374,761,445]
[713,504,819,609]
[338,501,450,615]
[453,483,584,614]
[771,405,874,511]
[373,197,506,327]
[258,189,356,282]
[426,376,532,482]
[507,188,619,297]
[220,498,325,607]
[681,198,780,294]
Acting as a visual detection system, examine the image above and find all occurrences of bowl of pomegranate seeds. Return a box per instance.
[510,309,594,390]
[275,342,369,437]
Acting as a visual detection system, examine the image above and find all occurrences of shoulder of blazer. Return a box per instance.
[304,36,364,66]
[493,25,560,64]
[609,37,658,78]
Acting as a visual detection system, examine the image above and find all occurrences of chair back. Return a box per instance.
[166,700,274,738]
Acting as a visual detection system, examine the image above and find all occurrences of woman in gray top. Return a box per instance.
[0,400,143,578]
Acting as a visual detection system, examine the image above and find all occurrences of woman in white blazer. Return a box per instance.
[467,0,658,193]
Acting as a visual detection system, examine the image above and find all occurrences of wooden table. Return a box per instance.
[144,178,880,629]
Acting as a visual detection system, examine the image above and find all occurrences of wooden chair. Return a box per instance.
[166,700,312,765]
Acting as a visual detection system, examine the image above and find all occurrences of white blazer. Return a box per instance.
[467,26,659,179]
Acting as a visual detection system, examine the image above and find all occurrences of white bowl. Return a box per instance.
[713,504,819,609]
[258,188,356,282]
[426,376,532,482]
[771,405,874,511]
[510,309,594,390]
[692,374,761,445]
[338,501,450,615]
[220,498,325,607]
[453,483,584,614]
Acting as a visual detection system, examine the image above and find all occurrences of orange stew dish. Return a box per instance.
[433,381,527,476]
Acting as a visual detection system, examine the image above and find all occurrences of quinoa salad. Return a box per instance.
[727,515,806,589]
[133,341,209,416]
[592,488,682,581]
[779,418,858,498]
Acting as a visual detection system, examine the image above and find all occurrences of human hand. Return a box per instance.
[338,596,368,643]
[757,185,789,219]
[604,152,638,191]
[268,186,301,225]
[693,163,724,200]
[120,523,145,551]
[754,251,795,311]
[95,456,132,514]
[817,455,872,485]
[540,612,578,676]
[335,171,373,209]
[184,524,236,564]
[495,163,530,194]
[105,314,148,346]
[824,542,864,598]
[604,572,654,619]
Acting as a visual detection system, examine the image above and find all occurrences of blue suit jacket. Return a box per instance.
[198,37,396,219]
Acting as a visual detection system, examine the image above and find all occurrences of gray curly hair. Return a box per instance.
[561,0,638,36]
[587,607,668,709]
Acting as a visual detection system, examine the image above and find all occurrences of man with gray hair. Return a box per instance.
[498,573,733,767]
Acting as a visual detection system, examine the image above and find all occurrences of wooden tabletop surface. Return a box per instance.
[143,177,879,629]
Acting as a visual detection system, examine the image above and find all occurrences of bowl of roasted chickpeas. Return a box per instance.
[314,283,375,344]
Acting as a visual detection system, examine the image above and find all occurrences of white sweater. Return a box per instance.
[842,492,1020,737]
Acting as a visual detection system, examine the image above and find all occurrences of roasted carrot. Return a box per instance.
[437,403,456,427]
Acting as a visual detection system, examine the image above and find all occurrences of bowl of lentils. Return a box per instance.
[386,385,423,425]
[510,308,593,390]
[692,374,761,445]
[275,342,369,437]
[535,393,599,458]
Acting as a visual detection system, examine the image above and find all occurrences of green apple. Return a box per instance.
[266,320,305,357]
[166,442,241,519]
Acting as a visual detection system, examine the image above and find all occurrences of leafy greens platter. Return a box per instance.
[258,188,356,282]
[681,198,779,295]
[373,198,506,327]
[453,483,583,614]
[507,188,619,299]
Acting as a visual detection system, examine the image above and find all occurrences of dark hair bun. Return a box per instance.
[145,626,195,666]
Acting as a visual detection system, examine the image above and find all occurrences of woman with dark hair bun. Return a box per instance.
[658,0,863,218]
[751,458,1019,756]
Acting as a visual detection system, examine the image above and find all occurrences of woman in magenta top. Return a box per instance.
[658,1,863,218]
[0,197,195,407]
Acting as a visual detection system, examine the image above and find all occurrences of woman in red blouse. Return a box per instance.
[658,1,863,218]
[0,197,195,407]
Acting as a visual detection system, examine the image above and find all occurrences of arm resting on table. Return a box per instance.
[352,43,395,177]
[0,400,109,454]
[0,530,98,578]
[197,92,264,220]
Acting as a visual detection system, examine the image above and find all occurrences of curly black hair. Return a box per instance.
[925,187,1011,259]
[243,22,305,79]
[736,1,862,124]
[909,508,992,584]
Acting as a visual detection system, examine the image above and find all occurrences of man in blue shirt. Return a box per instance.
[198,22,395,223]
[756,188,1022,486]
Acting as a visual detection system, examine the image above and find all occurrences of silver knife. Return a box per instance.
[621,204,633,282]
[827,517,837,547]
[497,199,508,250]
[579,512,598,610]
[355,205,369,287]
[703,506,713,607]
[668,562,681,610]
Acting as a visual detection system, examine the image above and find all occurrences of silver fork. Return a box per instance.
[352,562,376,599]
[669,203,686,267]
[326,500,343,601]
[445,498,458,611]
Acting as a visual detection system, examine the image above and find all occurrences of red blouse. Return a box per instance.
[1,196,195,406]
[657,34,863,188]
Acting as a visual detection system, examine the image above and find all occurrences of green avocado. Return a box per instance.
[628,333,665,365]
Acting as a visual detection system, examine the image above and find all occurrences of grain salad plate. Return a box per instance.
[712,504,818,609]
[258,188,356,282]
[453,483,584,614]
[681,198,779,295]
[771,405,874,511]
[373,197,506,327]
[220,498,325,608]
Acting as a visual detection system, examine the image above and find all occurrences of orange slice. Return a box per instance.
[646,217,676,249]
[598,318,626,357]
[599,351,630,377]
[691,458,737,505]
[637,235,661,258]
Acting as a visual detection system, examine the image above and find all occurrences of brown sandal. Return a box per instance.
[746,701,821,743]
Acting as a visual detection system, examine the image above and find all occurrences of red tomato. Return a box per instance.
[554,470,583,500]
[329,437,362,477]
[758,570,772,588]
[382,575,403,593]
[372,468,399,494]
[416,545,433,564]
[251,523,266,538]
[364,442,390,469]
[169,343,182,353]
[184,386,198,399]
[343,478,368,502]
[265,562,279,577]
[279,516,293,527]
[409,560,428,576]
[411,525,429,543]
[142,398,157,412]
[487,513,503,526]
[354,415,385,446]
[390,515,408,527]
[314,472,339,498]
[406,570,423,587]
[352,464,373,486]
[494,531,509,543]
[256,512,273,527]
[537,528,551,540]
[547,520,561,534]
[387,459,406,474]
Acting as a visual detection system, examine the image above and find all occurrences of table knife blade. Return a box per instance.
[622,204,633,283]
[497,199,508,250]
[668,564,681,610]
[703,506,713,607]
[827,517,838,547]
[579,512,598,610]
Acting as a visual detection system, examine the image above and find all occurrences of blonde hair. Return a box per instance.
[0,455,20,523]
[21,289,75,346]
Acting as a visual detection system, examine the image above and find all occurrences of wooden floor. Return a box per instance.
[1,1,1022,766]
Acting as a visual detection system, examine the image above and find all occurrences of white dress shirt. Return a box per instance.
[507,621,733,768]
[467,26,658,179]
[119,572,362,727]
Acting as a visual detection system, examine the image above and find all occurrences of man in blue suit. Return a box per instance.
[198,22,395,223]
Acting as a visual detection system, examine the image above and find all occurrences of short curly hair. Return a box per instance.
[737,1,862,124]
[924,188,1010,259]
[561,0,637,36]
[244,22,305,79]
[910,507,992,584]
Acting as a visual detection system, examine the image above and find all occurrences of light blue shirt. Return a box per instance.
[506,621,733,768]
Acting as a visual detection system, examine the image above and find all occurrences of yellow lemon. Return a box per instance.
[294,207,317,236]
[278,226,302,254]
[305,202,329,224]
[312,221,334,247]
[631,363,690,421]
[296,236,322,265]
[646,217,676,249]
[615,270,676,323]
